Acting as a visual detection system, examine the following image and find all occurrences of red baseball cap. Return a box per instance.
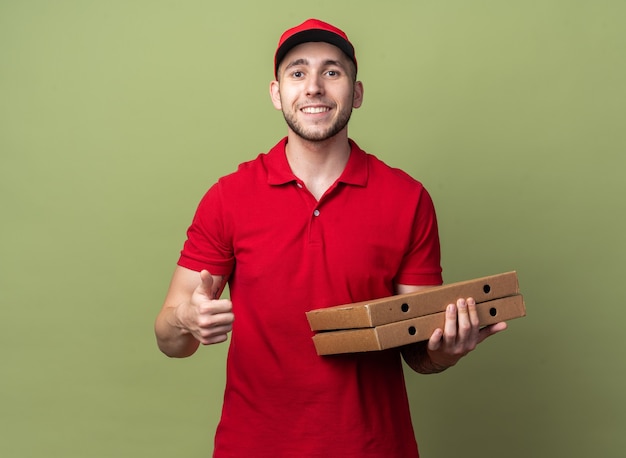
[274,18,357,78]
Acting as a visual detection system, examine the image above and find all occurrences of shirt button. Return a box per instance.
[313,209,320,217]
[296,183,303,188]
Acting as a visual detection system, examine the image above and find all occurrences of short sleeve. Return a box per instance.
[394,187,443,286]
[177,181,235,276]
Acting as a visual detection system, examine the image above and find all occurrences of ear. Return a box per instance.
[352,81,364,109]
[269,80,282,110]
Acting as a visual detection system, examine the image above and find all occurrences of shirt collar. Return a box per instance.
[266,137,368,187]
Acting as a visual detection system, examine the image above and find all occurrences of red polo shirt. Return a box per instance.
[179,138,442,457]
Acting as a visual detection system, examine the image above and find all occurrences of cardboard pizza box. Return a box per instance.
[306,271,520,331]
[311,294,526,356]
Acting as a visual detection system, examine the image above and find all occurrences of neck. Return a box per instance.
[285,131,351,200]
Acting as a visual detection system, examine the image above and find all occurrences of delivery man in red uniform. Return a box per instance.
[155,18,507,457]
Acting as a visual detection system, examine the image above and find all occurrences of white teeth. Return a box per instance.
[302,107,330,114]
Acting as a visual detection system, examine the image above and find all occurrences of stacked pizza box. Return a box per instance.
[306,271,526,355]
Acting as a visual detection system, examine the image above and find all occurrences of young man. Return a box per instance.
[155,19,506,457]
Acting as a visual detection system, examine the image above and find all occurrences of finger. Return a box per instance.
[196,309,234,344]
[477,321,508,345]
[466,297,480,341]
[442,303,458,345]
[199,270,215,298]
[199,320,234,336]
[198,327,232,345]
[198,298,233,315]
[466,297,480,327]
[456,298,471,341]
[427,328,444,351]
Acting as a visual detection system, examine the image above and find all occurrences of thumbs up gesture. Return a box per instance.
[176,270,234,345]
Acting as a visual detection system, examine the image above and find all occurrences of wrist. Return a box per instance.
[170,302,192,335]
[425,347,455,374]
[402,342,452,374]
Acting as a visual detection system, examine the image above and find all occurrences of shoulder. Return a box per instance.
[216,138,289,189]
[360,150,427,199]
[218,154,266,183]
[349,144,436,217]
[351,140,424,188]
[371,154,423,186]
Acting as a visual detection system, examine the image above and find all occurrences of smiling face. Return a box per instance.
[270,41,363,143]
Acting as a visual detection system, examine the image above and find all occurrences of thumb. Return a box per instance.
[198,270,216,299]
[427,328,444,352]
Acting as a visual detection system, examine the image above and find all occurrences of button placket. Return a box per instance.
[293,180,324,245]
[309,204,324,245]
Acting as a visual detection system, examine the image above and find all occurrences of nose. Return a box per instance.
[305,74,324,96]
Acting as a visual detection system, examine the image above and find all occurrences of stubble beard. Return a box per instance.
[282,103,353,143]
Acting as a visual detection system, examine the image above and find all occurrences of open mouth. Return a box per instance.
[301,106,331,114]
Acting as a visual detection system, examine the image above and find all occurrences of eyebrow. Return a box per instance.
[284,58,309,70]
[284,58,347,71]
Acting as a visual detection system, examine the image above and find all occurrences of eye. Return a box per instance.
[326,70,339,77]
[292,71,304,78]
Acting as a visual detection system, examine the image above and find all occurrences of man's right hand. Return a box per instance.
[155,266,233,357]
[175,270,234,345]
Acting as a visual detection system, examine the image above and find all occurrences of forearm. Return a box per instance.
[154,305,200,358]
[401,341,451,374]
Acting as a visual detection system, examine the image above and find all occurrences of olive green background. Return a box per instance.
[1,1,624,457]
